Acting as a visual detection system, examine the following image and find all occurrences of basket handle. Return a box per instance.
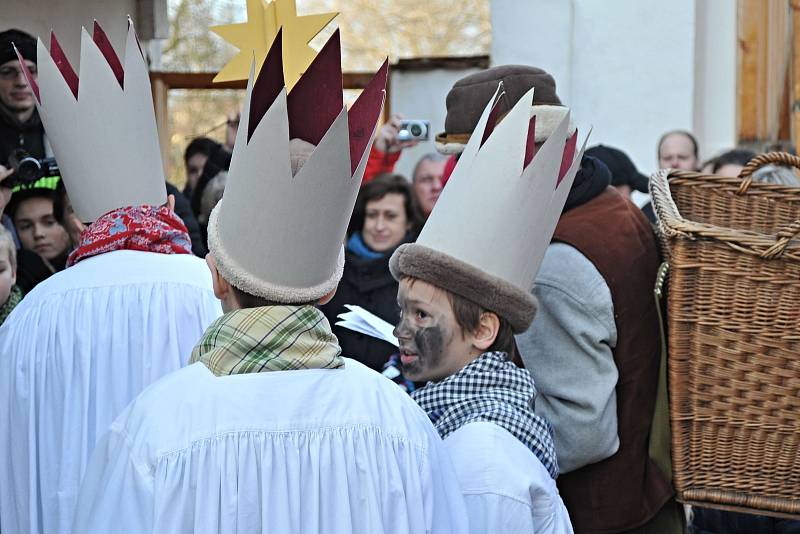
[737,152,800,194]
[761,219,800,259]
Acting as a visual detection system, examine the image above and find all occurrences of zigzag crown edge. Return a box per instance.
[242,28,387,176]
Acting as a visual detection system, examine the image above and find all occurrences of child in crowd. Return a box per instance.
[0,225,20,324]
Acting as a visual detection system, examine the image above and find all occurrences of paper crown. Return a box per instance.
[390,84,588,333]
[17,20,166,222]
[207,29,388,303]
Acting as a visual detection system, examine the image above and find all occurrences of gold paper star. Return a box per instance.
[211,0,337,89]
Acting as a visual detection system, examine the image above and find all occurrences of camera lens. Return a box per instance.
[410,124,422,136]
[17,157,42,184]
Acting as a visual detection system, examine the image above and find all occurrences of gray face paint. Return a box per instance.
[394,311,453,381]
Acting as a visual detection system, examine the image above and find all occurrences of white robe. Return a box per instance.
[445,421,574,534]
[0,250,222,534]
[73,359,469,534]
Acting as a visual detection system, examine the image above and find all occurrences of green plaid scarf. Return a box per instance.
[191,305,344,376]
[0,285,22,326]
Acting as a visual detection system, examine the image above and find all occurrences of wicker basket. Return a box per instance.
[650,152,800,517]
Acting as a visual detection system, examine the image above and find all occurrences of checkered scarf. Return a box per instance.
[191,305,344,376]
[412,351,559,478]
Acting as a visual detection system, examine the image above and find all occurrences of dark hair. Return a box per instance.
[230,285,317,309]
[184,137,221,165]
[711,148,757,174]
[348,173,423,236]
[7,188,59,221]
[53,179,69,224]
[657,130,699,159]
[449,290,516,357]
[404,277,516,357]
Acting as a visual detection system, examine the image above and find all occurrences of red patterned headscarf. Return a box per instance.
[67,205,193,267]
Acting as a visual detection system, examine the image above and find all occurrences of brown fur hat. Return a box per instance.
[389,243,538,333]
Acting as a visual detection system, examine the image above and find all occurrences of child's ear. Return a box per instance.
[317,287,337,306]
[205,254,231,301]
[473,311,500,351]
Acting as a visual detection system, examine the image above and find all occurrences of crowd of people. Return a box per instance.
[0,19,797,534]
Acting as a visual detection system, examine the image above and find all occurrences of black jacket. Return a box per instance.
[16,248,68,294]
[320,249,400,372]
[166,183,207,257]
[0,104,45,166]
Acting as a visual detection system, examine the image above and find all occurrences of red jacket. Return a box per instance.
[363,146,400,183]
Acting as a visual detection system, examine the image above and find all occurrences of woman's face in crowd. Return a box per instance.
[185,153,208,191]
[14,197,71,260]
[394,278,476,383]
[0,247,16,305]
[658,133,698,171]
[362,193,410,252]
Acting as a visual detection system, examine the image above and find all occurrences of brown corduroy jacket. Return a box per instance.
[552,188,672,533]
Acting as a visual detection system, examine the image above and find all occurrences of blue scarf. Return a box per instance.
[346,232,385,260]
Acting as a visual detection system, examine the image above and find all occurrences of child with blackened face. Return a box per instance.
[394,276,516,382]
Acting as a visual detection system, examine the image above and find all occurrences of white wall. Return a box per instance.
[3,0,161,68]
[389,67,483,179]
[490,0,738,174]
[693,0,737,160]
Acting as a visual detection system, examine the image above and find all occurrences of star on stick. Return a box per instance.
[211,0,337,90]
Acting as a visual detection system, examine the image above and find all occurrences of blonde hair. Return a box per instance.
[0,226,16,271]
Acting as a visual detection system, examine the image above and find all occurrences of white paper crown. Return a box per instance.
[207,29,387,303]
[390,84,589,332]
[17,20,166,222]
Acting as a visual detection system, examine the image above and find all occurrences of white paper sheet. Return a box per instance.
[335,305,398,347]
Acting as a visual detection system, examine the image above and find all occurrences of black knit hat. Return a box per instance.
[585,144,649,193]
[0,29,36,67]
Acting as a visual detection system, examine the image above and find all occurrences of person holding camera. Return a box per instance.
[364,114,450,221]
[0,29,44,168]
[0,23,222,534]
[364,113,421,180]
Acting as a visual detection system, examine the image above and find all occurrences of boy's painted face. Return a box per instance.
[394,278,477,383]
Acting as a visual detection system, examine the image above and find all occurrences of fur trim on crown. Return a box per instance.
[207,204,344,303]
[435,140,469,155]
[389,243,537,333]
[435,104,576,155]
[532,104,574,142]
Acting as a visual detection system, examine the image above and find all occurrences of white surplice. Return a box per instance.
[73,359,469,534]
[0,250,222,534]
[445,421,574,534]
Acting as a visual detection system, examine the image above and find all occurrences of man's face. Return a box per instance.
[0,59,36,113]
[413,159,446,217]
[394,277,476,382]
[658,133,698,171]
[185,153,208,191]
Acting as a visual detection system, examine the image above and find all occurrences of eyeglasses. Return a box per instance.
[0,65,38,81]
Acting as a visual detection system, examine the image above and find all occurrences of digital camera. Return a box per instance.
[397,120,430,142]
[6,149,60,188]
